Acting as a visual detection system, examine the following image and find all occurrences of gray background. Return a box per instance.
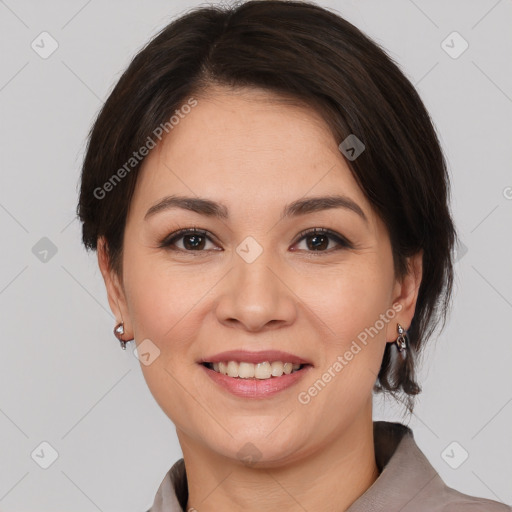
[1,0,511,510]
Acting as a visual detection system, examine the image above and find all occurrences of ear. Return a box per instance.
[97,236,133,340]
[386,249,423,342]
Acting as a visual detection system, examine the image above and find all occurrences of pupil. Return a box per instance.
[309,234,328,250]
[184,235,204,250]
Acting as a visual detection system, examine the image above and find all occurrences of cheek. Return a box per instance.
[301,259,392,346]
[299,261,392,408]
[123,248,206,346]
[122,254,209,429]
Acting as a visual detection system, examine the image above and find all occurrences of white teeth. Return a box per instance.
[271,361,284,376]
[226,361,238,378]
[209,360,303,379]
[238,362,254,378]
[254,361,272,379]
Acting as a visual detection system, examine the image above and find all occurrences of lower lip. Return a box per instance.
[200,364,312,399]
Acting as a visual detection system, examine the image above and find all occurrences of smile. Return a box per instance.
[200,361,312,399]
[203,360,306,379]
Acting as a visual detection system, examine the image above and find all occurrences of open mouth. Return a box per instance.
[201,361,310,380]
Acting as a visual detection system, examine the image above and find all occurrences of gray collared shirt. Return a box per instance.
[147,421,511,511]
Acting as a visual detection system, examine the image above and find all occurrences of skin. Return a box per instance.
[98,85,423,512]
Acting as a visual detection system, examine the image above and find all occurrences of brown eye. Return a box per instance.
[293,228,352,253]
[181,233,206,250]
[159,228,217,252]
[306,233,329,250]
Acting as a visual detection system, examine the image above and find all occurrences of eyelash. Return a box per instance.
[158,226,352,255]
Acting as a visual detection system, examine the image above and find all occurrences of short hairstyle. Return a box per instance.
[77,0,457,414]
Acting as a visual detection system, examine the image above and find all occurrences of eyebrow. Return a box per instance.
[144,194,368,224]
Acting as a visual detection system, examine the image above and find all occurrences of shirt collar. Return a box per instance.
[148,420,449,512]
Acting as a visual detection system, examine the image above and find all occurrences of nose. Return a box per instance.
[214,249,297,333]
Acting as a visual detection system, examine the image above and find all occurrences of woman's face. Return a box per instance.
[99,86,421,466]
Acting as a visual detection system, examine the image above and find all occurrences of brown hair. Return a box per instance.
[77,0,457,414]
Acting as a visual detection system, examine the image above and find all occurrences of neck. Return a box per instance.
[179,406,380,512]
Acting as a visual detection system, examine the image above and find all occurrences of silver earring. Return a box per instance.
[114,322,128,350]
[396,323,408,361]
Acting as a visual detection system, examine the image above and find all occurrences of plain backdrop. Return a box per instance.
[0,0,511,510]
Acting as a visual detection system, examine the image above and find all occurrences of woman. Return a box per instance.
[77,1,511,510]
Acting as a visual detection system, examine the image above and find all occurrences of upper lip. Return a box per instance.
[199,350,312,366]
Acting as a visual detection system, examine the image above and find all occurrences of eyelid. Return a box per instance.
[159,226,352,252]
[158,226,215,249]
[292,227,352,250]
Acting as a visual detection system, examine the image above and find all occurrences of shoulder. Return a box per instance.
[367,422,511,512]
[440,487,512,512]
[436,487,511,512]
[145,458,187,512]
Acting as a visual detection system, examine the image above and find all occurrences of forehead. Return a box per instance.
[129,86,376,227]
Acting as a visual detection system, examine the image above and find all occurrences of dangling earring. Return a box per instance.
[114,322,131,350]
[396,323,408,361]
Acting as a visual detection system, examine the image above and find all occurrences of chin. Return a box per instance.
[210,424,309,467]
